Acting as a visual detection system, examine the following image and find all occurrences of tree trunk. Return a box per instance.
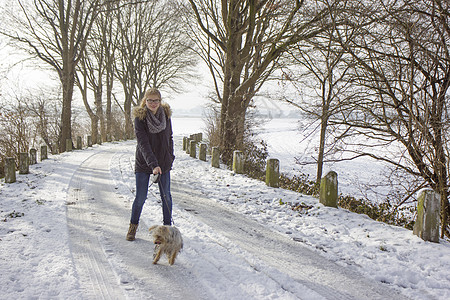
[60,69,75,153]
[221,95,246,164]
[124,93,133,140]
[317,114,328,185]
[95,85,105,143]
[106,67,113,139]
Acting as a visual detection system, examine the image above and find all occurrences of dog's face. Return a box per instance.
[149,225,170,245]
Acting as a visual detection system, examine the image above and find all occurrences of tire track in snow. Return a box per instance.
[172,181,410,300]
[67,160,126,299]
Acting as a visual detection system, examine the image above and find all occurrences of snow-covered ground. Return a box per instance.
[0,117,449,299]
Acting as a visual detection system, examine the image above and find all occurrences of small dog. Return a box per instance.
[149,225,183,265]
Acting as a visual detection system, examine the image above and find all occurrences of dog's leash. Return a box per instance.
[149,173,175,226]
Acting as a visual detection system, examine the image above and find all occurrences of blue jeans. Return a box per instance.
[130,172,172,225]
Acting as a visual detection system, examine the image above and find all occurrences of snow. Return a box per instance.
[0,117,449,299]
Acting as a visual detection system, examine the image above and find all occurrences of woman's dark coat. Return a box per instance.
[133,103,174,174]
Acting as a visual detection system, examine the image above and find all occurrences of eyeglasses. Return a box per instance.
[146,98,161,104]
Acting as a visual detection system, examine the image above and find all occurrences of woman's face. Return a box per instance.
[146,95,161,114]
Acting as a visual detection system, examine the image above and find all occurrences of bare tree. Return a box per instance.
[281,26,352,184]
[26,89,62,154]
[114,0,198,138]
[329,0,450,237]
[0,95,32,165]
[186,0,342,164]
[2,0,111,152]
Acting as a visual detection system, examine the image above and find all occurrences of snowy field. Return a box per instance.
[0,117,449,299]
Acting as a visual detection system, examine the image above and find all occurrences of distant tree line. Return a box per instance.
[0,0,449,237]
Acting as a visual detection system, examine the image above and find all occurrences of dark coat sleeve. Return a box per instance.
[168,118,175,161]
[134,117,159,170]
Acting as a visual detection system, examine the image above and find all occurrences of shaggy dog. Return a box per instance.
[149,225,183,265]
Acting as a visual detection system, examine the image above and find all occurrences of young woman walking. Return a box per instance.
[126,88,175,241]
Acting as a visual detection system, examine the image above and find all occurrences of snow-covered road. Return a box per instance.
[65,143,409,299]
[67,148,212,299]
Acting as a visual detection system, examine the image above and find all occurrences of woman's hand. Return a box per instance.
[153,166,162,175]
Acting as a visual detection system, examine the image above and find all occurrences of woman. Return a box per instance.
[126,88,175,241]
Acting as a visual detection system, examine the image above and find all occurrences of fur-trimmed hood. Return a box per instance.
[133,102,172,120]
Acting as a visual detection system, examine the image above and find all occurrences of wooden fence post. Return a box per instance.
[211,147,220,168]
[183,137,188,151]
[413,189,440,243]
[76,136,82,150]
[186,138,191,154]
[199,143,207,161]
[233,150,244,174]
[319,171,338,208]
[4,157,16,183]
[29,148,37,165]
[194,133,202,142]
[40,145,48,161]
[19,152,29,174]
[266,158,279,188]
[66,139,72,152]
[189,140,197,158]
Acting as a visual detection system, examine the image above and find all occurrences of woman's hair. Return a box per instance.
[139,88,162,108]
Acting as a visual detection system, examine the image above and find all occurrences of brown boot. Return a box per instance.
[126,223,138,241]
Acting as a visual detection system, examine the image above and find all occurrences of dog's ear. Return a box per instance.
[149,225,158,232]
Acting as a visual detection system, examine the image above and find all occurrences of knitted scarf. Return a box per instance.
[146,106,166,133]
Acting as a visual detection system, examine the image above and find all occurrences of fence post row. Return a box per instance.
[183,134,443,244]
[3,135,119,184]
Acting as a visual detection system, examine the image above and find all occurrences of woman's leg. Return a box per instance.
[130,172,150,224]
[158,172,172,225]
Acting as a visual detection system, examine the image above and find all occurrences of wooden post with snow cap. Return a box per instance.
[266,158,279,188]
[183,137,188,151]
[4,157,16,183]
[413,189,440,243]
[233,150,244,174]
[211,147,220,168]
[319,171,338,208]
[189,140,197,158]
[19,152,29,174]
[40,145,47,161]
[199,143,207,161]
[29,148,37,165]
